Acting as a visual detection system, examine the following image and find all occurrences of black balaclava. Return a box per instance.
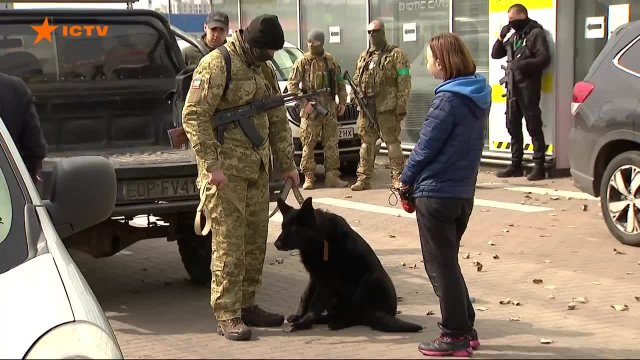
[244,14,285,62]
[509,17,531,33]
[307,30,325,57]
[368,20,387,51]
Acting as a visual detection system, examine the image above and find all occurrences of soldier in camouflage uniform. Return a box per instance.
[287,30,348,190]
[351,19,412,191]
[182,15,299,341]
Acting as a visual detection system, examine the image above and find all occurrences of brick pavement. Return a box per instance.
[73,163,640,359]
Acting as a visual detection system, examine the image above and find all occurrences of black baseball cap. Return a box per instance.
[206,11,229,30]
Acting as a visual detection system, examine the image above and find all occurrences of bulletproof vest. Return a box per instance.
[301,54,337,97]
[359,45,397,95]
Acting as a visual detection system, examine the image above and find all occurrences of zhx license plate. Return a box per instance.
[338,126,354,139]
[123,177,197,200]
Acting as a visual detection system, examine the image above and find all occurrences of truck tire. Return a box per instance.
[176,214,212,286]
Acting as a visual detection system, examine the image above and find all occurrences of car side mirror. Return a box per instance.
[45,156,116,239]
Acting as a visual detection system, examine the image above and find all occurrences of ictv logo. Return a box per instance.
[31,17,109,45]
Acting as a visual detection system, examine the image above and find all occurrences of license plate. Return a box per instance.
[338,126,354,139]
[123,177,197,201]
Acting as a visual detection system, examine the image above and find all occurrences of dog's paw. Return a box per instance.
[287,314,302,323]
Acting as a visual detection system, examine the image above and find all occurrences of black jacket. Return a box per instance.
[491,19,551,92]
[0,73,46,179]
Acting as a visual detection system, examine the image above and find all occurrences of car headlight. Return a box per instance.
[25,321,122,359]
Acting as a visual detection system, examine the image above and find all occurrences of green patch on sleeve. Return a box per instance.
[336,73,344,81]
[397,67,410,76]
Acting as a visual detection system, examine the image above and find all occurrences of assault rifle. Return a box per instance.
[167,88,330,149]
[499,44,517,124]
[343,71,380,135]
[283,86,329,116]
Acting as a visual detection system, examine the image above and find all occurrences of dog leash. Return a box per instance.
[268,179,329,261]
[196,178,304,236]
[268,178,305,218]
[194,183,217,236]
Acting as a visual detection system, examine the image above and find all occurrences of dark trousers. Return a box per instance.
[416,197,475,337]
[507,86,546,165]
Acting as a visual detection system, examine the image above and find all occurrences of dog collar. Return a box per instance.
[323,240,329,261]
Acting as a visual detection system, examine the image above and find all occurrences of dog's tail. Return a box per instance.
[369,311,423,333]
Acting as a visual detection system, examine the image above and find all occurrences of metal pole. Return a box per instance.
[237,0,242,29]
[296,0,301,48]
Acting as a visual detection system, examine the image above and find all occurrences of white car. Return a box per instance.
[0,119,122,359]
[174,28,362,175]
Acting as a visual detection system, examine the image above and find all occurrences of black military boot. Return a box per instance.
[241,305,284,327]
[217,317,252,341]
[496,164,523,178]
[527,165,546,181]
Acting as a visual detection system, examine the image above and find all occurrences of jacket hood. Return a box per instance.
[227,30,259,67]
[523,19,543,34]
[435,74,492,110]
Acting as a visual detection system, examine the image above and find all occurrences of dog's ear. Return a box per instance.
[300,197,316,225]
[301,197,314,211]
[277,198,293,215]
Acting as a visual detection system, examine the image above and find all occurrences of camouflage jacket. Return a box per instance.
[287,52,347,108]
[353,45,411,115]
[182,31,295,188]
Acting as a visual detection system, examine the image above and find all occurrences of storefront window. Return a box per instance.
[574,0,640,82]
[453,0,489,145]
[370,0,450,145]
[300,0,367,75]
[211,0,240,31]
[240,0,298,47]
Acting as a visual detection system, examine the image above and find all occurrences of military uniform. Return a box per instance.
[182,34,222,67]
[182,26,295,332]
[352,43,411,190]
[287,49,348,189]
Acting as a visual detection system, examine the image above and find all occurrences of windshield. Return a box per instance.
[271,46,303,81]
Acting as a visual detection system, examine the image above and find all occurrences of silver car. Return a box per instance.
[0,119,122,358]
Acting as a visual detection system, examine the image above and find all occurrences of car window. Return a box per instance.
[618,37,640,76]
[0,19,178,83]
[57,21,177,81]
[0,163,11,244]
[271,47,304,81]
[0,136,28,275]
[0,24,57,83]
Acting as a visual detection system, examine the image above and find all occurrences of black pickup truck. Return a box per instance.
[0,9,284,285]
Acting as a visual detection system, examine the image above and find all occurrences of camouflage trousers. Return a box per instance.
[299,110,340,175]
[356,109,404,181]
[203,165,269,321]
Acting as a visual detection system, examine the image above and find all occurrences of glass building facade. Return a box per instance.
[204,0,492,146]
[167,0,640,169]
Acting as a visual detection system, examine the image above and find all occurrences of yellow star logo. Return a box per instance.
[31,17,58,45]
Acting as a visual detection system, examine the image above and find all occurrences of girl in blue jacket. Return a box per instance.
[400,33,491,357]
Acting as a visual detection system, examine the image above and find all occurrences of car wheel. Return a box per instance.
[599,151,640,247]
[339,160,359,176]
[176,214,212,286]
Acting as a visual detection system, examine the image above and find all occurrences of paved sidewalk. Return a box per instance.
[74,165,640,359]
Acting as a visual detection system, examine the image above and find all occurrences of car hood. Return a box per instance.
[0,254,74,359]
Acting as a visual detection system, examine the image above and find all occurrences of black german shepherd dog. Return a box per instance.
[274,197,423,333]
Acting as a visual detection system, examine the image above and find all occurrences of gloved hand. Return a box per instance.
[500,24,511,40]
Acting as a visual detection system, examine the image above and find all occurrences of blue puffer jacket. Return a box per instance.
[400,74,491,199]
